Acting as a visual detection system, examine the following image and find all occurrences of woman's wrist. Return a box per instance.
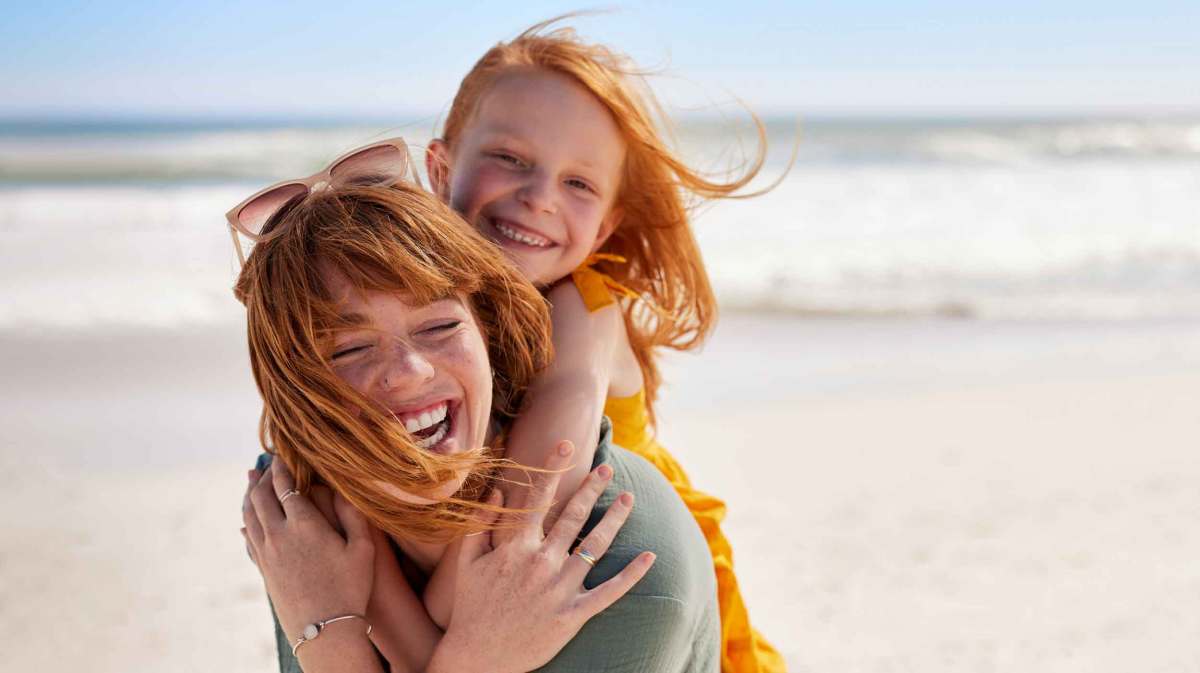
[425,631,491,673]
[293,619,383,673]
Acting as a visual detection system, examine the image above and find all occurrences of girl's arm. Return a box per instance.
[365,525,444,672]
[500,281,623,524]
[245,443,653,673]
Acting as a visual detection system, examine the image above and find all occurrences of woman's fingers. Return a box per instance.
[269,458,323,524]
[516,440,573,537]
[332,490,371,550]
[309,484,340,533]
[563,490,634,583]
[248,460,285,531]
[459,489,502,568]
[574,551,657,619]
[543,464,613,555]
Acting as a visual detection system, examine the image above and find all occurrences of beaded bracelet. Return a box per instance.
[291,614,373,656]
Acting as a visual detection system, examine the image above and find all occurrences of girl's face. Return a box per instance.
[428,69,626,286]
[321,265,494,504]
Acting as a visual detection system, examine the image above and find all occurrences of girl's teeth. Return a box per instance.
[496,221,550,247]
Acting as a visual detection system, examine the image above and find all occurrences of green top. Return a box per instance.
[268,417,720,672]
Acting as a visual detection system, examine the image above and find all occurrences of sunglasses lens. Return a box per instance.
[330,144,408,187]
[237,183,309,236]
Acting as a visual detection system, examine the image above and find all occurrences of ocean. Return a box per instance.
[2,115,1197,328]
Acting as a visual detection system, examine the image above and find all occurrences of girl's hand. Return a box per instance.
[242,460,376,646]
[430,440,656,673]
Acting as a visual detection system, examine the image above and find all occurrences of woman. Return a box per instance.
[232,172,719,671]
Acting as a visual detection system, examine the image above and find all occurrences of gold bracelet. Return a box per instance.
[291,614,373,656]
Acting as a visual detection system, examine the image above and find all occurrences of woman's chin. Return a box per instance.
[375,476,466,506]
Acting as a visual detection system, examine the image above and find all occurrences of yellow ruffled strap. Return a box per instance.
[570,253,640,313]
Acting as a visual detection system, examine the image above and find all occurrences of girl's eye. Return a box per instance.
[331,344,368,360]
[423,320,462,335]
[492,152,523,166]
[566,178,595,193]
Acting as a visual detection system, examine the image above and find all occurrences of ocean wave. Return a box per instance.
[3,117,1199,184]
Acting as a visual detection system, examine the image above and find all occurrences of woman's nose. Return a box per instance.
[378,344,435,392]
[516,172,557,215]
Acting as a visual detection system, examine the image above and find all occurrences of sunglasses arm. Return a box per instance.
[229,223,247,267]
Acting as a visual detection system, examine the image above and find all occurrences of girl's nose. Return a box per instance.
[517,173,557,215]
[378,344,436,392]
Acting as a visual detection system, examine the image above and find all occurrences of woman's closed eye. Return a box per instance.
[331,343,370,360]
[422,320,462,335]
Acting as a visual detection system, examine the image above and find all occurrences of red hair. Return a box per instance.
[440,16,769,422]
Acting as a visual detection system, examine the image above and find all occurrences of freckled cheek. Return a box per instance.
[446,340,494,444]
[454,165,511,212]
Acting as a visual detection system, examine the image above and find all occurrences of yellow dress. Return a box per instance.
[571,257,787,673]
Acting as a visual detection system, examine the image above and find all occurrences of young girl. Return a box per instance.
[371,19,785,673]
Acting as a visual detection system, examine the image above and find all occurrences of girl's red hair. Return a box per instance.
[440,16,769,423]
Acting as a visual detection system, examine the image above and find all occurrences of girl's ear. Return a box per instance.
[426,139,452,201]
[591,207,623,253]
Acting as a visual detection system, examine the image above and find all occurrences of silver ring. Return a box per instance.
[279,489,300,504]
[573,547,598,567]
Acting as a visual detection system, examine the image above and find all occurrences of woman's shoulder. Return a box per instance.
[536,417,720,672]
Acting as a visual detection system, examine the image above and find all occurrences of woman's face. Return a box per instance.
[321,265,494,503]
[428,69,626,286]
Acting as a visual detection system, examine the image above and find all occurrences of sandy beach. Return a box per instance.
[2,314,1197,672]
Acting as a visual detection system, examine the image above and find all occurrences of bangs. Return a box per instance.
[275,186,486,333]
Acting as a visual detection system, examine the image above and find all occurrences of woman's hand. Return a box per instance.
[429,440,656,673]
[242,460,376,649]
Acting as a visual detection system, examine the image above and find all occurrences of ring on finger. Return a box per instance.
[573,546,598,567]
[279,489,300,504]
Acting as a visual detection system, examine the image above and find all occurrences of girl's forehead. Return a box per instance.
[474,70,615,135]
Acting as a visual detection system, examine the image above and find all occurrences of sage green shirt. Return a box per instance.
[269,417,720,672]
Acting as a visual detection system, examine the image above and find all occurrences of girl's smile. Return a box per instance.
[428,68,626,286]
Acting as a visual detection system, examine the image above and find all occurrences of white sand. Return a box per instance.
[2,316,1198,672]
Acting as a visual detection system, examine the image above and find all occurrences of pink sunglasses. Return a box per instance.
[224,137,419,265]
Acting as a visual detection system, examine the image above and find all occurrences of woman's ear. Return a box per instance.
[590,207,623,253]
[426,139,452,202]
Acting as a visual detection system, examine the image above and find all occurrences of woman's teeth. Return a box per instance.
[402,403,447,433]
[414,420,449,450]
[494,220,551,248]
[395,403,451,450]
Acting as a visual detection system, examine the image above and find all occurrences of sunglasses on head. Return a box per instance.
[225,137,419,265]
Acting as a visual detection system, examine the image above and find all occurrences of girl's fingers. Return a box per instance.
[563,490,633,584]
[543,464,613,555]
[459,489,502,568]
[574,551,656,619]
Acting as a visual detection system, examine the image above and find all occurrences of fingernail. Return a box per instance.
[618,491,633,506]
[642,551,656,565]
[558,441,573,457]
[596,464,613,480]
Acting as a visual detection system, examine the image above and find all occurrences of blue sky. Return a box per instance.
[3,1,1198,117]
